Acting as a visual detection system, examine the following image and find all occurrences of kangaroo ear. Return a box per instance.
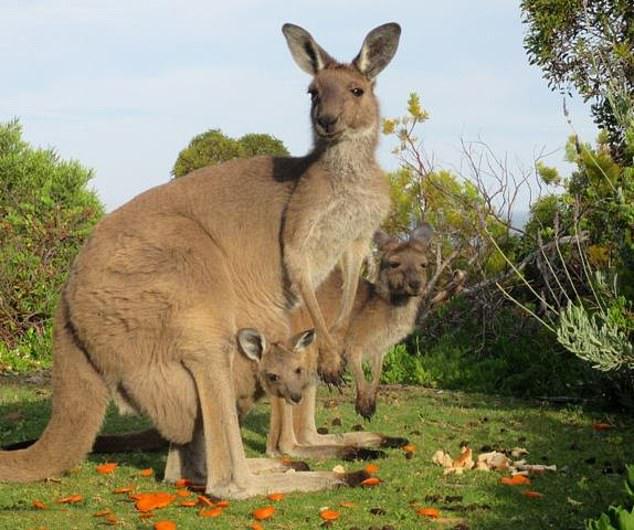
[373,229,399,250]
[410,223,434,246]
[282,23,336,75]
[237,328,267,363]
[292,329,316,351]
[352,22,401,80]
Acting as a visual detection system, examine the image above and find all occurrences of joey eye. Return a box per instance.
[389,262,400,269]
[350,87,364,97]
[267,373,279,383]
[420,262,427,268]
[307,88,318,100]
[295,367,303,375]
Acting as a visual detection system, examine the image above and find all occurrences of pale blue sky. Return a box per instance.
[1,1,596,211]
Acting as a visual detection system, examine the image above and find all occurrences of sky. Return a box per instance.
[1,1,597,212]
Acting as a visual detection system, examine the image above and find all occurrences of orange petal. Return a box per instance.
[199,507,223,518]
[320,509,340,521]
[134,492,176,512]
[32,500,47,510]
[522,490,544,499]
[402,444,416,453]
[417,507,440,518]
[364,463,379,474]
[252,506,276,521]
[360,477,382,487]
[139,512,154,519]
[57,494,83,504]
[112,486,134,494]
[592,422,612,431]
[197,495,215,507]
[94,509,112,517]
[339,501,356,508]
[248,523,265,530]
[500,475,531,486]
[96,462,118,474]
[216,500,230,508]
[154,521,177,530]
[174,479,190,488]
[179,500,198,508]
[267,492,285,502]
[139,468,154,477]
[176,489,190,498]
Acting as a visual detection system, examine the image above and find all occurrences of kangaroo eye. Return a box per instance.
[308,88,318,100]
[350,87,364,97]
[267,373,279,383]
[420,263,427,268]
[389,262,400,269]
[295,367,303,375]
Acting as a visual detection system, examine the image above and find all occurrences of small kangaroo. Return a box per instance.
[268,226,466,459]
[0,23,399,499]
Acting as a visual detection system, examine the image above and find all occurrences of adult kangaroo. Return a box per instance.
[0,22,400,499]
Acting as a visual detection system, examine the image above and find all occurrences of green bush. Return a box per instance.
[172,129,289,178]
[587,465,634,530]
[0,120,103,371]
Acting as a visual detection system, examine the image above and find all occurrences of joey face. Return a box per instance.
[237,328,315,406]
[374,225,433,300]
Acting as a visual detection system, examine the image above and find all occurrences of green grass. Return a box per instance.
[0,376,633,529]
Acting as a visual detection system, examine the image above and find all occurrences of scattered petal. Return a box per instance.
[94,509,112,517]
[32,500,47,510]
[402,444,416,453]
[365,463,379,474]
[592,422,612,432]
[253,506,276,521]
[339,501,356,508]
[57,494,83,504]
[197,495,215,507]
[199,507,223,518]
[139,468,154,477]
[134,492,176,512]
[179,500,198,508]
[174,479,190,488]
[267,492,285,502]
[112,486,134,494]
[176,489,190,498]
[500,475,531,486]
[216,500,230,508]
[360,477,382,487]
[248,523,265,530]
[332,464,346,474]
[96,462,118,475]
[522,490,544,499]
[417,507,440,518]
[320,509,340,521]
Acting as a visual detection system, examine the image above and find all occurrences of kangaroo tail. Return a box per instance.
[0,300,109,482]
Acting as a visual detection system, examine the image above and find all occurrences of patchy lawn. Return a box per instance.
[0,373,632,529]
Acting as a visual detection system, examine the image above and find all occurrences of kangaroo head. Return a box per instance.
[282,23,400,144]
[373,224,434,301]
[237,328,316,405]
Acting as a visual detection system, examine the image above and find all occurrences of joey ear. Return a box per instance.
[352,22,401,80]
[410,223,434,246]
[292,329,316,351]
[237,328,267,363]
[373,229,399,250]
[282,23,335,75]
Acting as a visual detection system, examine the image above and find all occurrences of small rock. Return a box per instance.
[317,427,329,435]
[332,417,342,426]
[352,424,364,432]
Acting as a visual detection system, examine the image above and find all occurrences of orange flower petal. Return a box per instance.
[176,489,190,498]
[402,444,416,453]
[267,492,285,502]
[500,475,531,486]
[32,500,47,510]
[57,494,83,504]
[320,509,340,521]
[592,422,612,431]
[216,500,230,508]
[96,462,118,474]
[364,463,379,474]
[134,492,176,512]
[179,500,198,508]
[339,501,356,508]
[197,495,215,507]
[360,477,382,487]
[112,486,134,494]
[199,507,223,518]
[174,479,190,488]
[417,507,440,518]
[154,521,177,530]
[253,506,276,521]
[248,523,265,530]
[139,468,154,477]
[139,512,154,519]
[522,490,544,499]
[94,509,112,517]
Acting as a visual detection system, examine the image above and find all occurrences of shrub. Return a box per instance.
[0,120,103,371]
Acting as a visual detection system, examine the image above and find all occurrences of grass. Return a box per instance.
[0,375,633,530]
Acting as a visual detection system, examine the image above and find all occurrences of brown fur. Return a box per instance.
[0,22,400,498]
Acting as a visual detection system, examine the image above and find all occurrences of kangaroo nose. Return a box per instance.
[290,393,302,404]
[317,115,338,133]
[409,280,421,291]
